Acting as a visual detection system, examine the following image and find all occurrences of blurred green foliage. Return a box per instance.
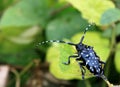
[65,0,115,25]
[0,0,120,87]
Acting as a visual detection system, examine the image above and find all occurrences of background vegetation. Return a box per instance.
[0,0,120,87]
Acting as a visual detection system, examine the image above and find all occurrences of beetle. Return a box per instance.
[37,23,107,80]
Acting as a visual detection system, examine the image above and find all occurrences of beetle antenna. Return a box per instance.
[80,23,95,44]
[36,40,76,47]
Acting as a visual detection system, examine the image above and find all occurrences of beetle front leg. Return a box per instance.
[63,55,78,65]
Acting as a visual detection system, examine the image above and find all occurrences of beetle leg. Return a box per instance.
[99,61,106,69]
[78,62,86,80]
[76,55,82,61]
[63,55,78,65]
[99,61,105,64]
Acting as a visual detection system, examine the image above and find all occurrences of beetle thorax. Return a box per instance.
[75,43,87,52]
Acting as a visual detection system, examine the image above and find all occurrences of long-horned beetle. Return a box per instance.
[37,23,107,80]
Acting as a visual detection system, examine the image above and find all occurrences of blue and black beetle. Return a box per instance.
[37,23,107,80]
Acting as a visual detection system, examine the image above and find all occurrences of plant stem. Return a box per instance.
[11,68,20,87]
[110,23,116,52]
[85,79,91,87]
[106,23,116,77]
[9,60,35,86]
[19,61,34,76]
[102,23,116,87]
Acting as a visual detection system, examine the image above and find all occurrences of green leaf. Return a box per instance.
[46,10,88,40]
[0,37,27,54]
[0,26,40,53]
[8,26,40,44]
[46,32,109,80]
[115,43,120,73]
[65,0,115,25]
[102,23,120,38]
[100,8,120,25]
[0,0,49,28]
[116,23,120,36]
[102,27,112,38]
[0,0,48,52]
